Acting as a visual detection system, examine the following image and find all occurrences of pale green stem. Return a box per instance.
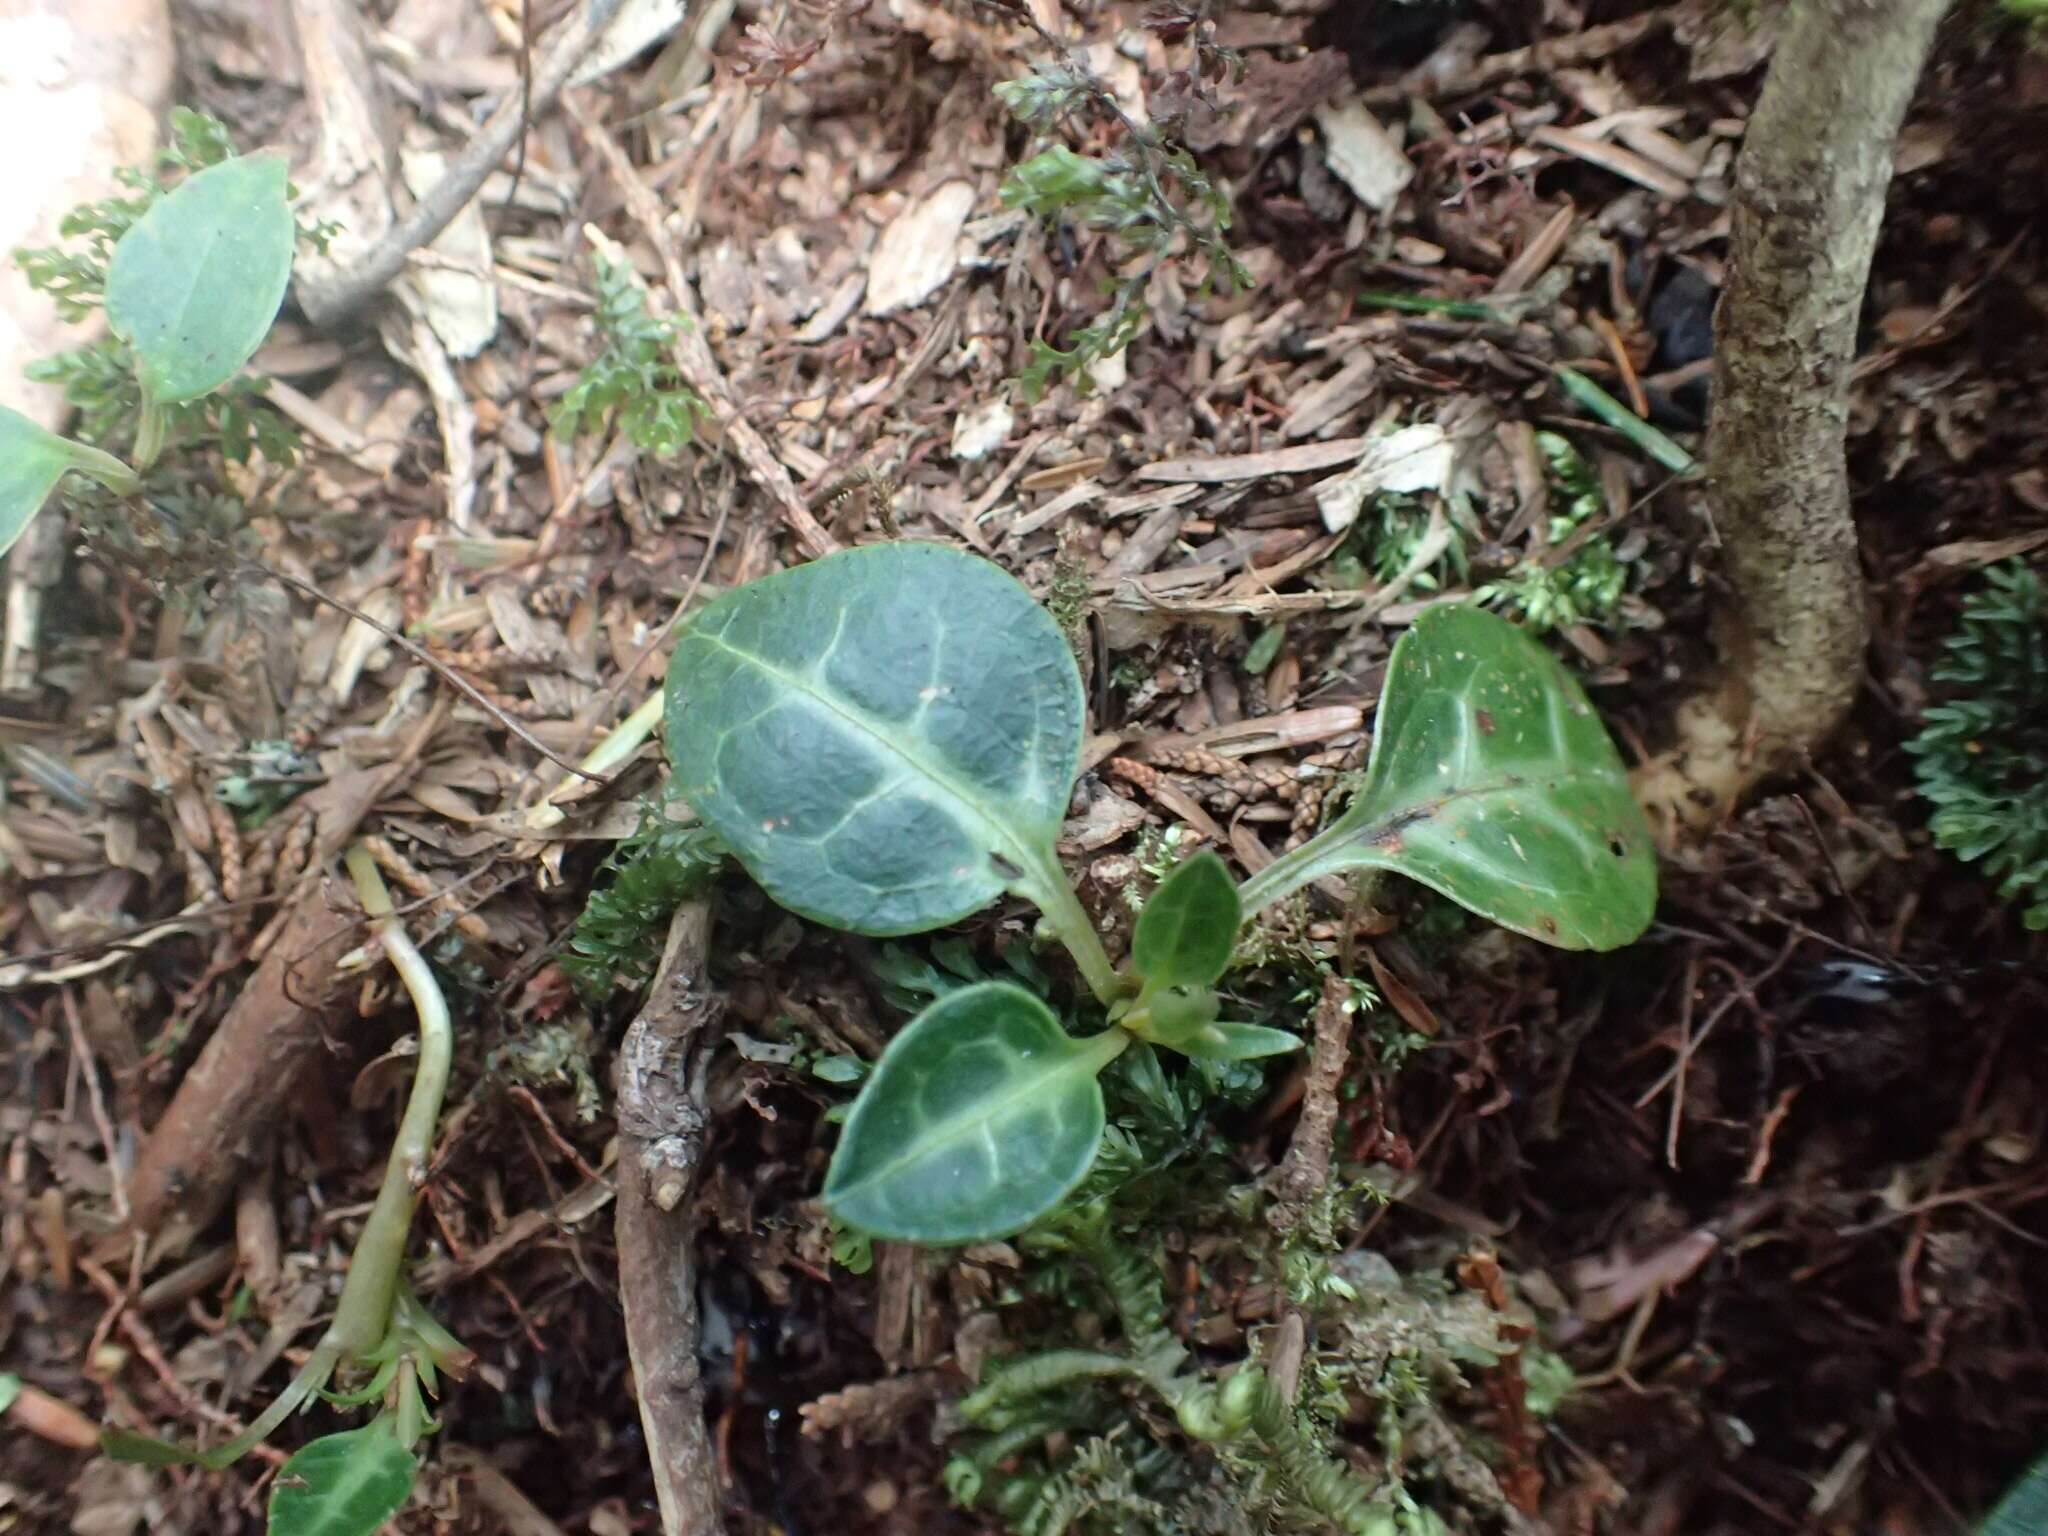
[57,439,141,498]
[1021,851,1125,1005]
[331,847,453,1357]
[525,689,664,830]
[131,397,167,471]
[1237,823,1380,917]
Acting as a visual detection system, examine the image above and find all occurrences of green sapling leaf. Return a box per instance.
[665,544,1098,955]
[105,154,294,408]
[0,406,139,560]
[1979,1453,2048,1536]
[824,981,1128,1243]
[1165,1021,1304,1062]
[267,1424,417,1536]
[1240,603,1656,950]
[1131,850,1241,991]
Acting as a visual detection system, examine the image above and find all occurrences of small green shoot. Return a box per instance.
[1907,561,2048,929]
[552,254,706,455]
[1480,431,1629,633]
[995,63,1250,400]
[103,849,466,1536]
[1552,366,1696,475]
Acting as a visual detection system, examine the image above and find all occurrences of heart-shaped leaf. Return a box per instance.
[106,154,294,406]
[824,981,1127,1243]
[666,543,1085,937]
[0,407,139,562]
[1131,850,1240,990]
[1240,603,1656,950]
[1167,1021,1303,1061]
[267,1425,417,1536]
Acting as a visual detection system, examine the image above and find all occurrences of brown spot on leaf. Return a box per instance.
[1476,708,1496,735]
[1541,916,1560,936]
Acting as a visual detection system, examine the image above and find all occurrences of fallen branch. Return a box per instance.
[564,96,842,561]
[616,901,728,1536]
[296,0,629,326]
[125,879,357,1252]
[1270,973,1354,1229]
[1360,9,1679,108]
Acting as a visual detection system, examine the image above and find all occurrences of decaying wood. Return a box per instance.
[615,900,727,1536]
[1637,0,1949,833]
[124,879,357,1252]
[1271,973,1353,1228]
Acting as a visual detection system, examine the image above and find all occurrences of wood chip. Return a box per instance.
[863,181,976,315]
[1137,437,1370,484]
[1528,125,1692,200]
[1282,354,1378,440]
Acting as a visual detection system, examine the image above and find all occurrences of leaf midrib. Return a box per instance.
[694,627,1054,878]
[832,1027,1116,1211]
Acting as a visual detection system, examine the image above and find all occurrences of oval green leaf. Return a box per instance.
[666,544,1085,935]
[1168,1020,1303,1061]
[106,154,295,405]
[1240,604,1656,950]
[0,406,77,561]
[268,1425,417,1536]
[1131,850,1241,990]
[824,981,1127,1243]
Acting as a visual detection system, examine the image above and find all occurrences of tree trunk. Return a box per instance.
[1639,0,1948,832]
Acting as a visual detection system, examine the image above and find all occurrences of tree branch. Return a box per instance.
[296,0,630,327]
[615,900,728,1536]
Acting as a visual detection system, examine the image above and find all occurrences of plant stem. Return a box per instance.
[1236,822,1368,916]
[525,688,663,830]
[58,439,141,498]
[331,847,453,1357]
[1022,852,1124,1004]
[131,398,166,471]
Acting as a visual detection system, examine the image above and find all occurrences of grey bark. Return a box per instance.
[615,901,727,1536]
[1703,0,1949,761]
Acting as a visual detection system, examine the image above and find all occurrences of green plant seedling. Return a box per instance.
[661,545,1657,1245]
[104,849,465,1536]
[103,154,295,465]
[824,981,1129,1243]
[1239,602,1656,950]
[0,405,139,560]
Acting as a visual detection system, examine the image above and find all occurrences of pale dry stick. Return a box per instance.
[255,564,604,782]
[297,0,630,325]
[615,901,728,1536]
[1270,973,1355,1229]
[59,991,128,1223]
[562,94,841,561]
[1358,9,1678,108]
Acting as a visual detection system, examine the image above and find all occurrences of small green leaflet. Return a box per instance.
[1167,1021,1303,1061]
[0,406,138,561]
[267,1425,417,1536]
[1978,1453,2048,1536]
[106,154,295,406]
[1240,603,1657,950]
[1131,850,1240,991]
[665,544,1085,936]
[824,981,1127,1243]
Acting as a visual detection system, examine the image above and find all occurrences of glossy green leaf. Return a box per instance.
[1980,1454,2048,1536]
[824,981,1127,1243]
[0,407,138,561]
[267,1425,417,1536]
[1131,850,1241,990]
[1167,1021,1304,1061]
[106,154,294,405]
[666,544,1085,936]
[1240,604,1656,950]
